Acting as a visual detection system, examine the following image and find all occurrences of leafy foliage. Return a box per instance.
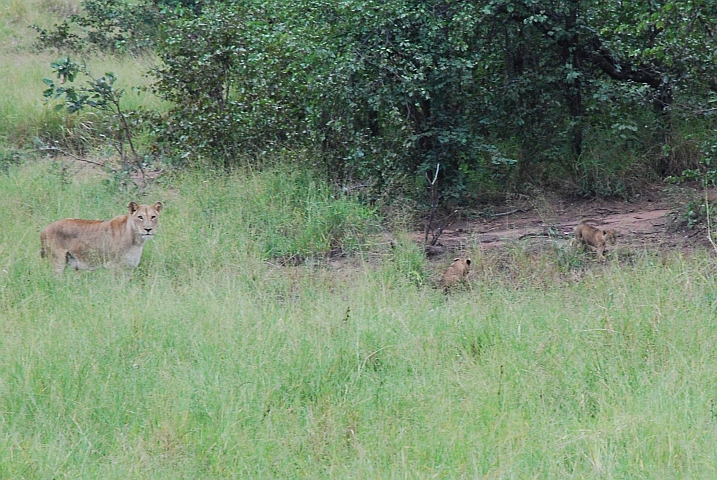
[152,0,514,194]
[33,0,210,53]
[31,0,717,201]
[43,58,147,182]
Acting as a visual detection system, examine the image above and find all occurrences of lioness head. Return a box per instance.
[129,201,163,239]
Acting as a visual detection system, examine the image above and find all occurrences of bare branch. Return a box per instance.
[430,209,458,246]
[424,163,440,245]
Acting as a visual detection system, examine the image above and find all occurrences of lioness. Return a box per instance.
[574,219,616,260]
[441,257,471,289]
[41,201,163,275]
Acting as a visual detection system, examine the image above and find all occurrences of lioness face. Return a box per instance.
[129,201,163,239]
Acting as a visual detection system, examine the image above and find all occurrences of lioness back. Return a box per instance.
[41,201,163,275]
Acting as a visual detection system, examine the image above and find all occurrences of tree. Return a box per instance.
[147,0,717,197]
[43,58,147,185]
[484,0,717,175]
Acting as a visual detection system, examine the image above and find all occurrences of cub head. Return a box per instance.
[603,229,617,245]
[450,257,471,276]
[129,201,163,239]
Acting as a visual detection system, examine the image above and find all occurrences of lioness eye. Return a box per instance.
[138,216,144,220]
[151,215,156,220]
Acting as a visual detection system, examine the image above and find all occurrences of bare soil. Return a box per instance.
[416,186,717,260]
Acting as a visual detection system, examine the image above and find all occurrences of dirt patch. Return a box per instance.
[416,186,716,259]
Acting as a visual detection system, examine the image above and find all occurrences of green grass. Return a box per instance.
[0,0,80,52]
[2,160,717,478]
[0,51,164,146]
[0,0,164,147]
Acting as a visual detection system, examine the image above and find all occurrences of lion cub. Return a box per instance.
[41,201,163,276]
[574,219,616,260]
[441,257,471,289]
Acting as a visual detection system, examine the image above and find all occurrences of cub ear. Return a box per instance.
[453,258,460,262]
[465,258,471,266]
[128,201,139,213]
[153,201,164,213]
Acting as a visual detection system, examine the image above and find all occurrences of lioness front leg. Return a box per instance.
[51,250,69,275]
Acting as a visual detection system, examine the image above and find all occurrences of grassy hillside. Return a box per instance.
[0,0,79,52]
[2,161,717,478]
[3,3,717,477]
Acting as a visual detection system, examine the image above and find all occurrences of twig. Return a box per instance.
[39,146,103,167]
[39,146,107,168]
[83,69,146,187]
[423,164,460,246]
[705,189,717,254]
[518,232,547,240]
[518,226,567,240]
[430,209,458,246]
[424,164,440,245]
[492,208,520,217]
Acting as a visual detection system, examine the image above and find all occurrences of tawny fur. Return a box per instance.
[441,257,471,288]
[40,201,163,276]
[574,219,616,260]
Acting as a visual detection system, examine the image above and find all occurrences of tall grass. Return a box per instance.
[0,51,164,146]
[0,0,80,52]
[0,0,163,147]
[2,161,717,477]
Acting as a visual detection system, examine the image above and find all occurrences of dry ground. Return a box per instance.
[418,185,717,261]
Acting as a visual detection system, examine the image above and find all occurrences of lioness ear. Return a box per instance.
[465,259,471,266]
[153,201,164,213]
[453,258,460,262]
[128,202,139,213]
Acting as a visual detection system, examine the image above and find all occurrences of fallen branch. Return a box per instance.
[493,208,519,217]
[39,145,106,168]
[518,226,569,240]
[429,209,459,246]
